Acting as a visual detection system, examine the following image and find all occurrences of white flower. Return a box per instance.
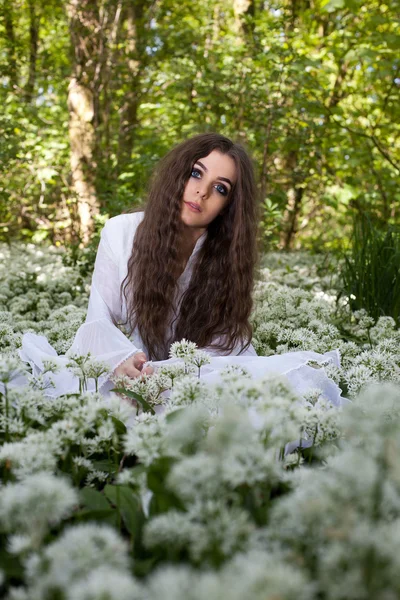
[144,498,254,562]
[169,339,198,360]
[85,358,112,381]
[111,371,168,406]
[24,524,129,597]
[0,432,60,478]
[66,566,140,600]
[42,358,61,374]
[73,456,94,470]
[344,364,377,398]
[220,363,251,378]
[124,413,170,466]
[0,472,77,549]
[163,404,210,455]
[142,550,311,600]
[157,362,188,384]
[168,375,207,407]
[0,354,27,384]
[302,388,323,405]
[187,350,211,370]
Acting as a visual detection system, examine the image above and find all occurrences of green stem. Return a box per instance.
[297,427,304,466]
[4,383,9,443]
[308,425,318,464]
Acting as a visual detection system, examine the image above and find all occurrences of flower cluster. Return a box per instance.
[1,244,400,599]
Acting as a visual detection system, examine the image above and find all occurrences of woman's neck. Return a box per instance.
[177,225,206,276]
[180,225,206,260]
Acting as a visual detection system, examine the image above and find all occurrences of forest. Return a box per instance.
[1,0,398,251]
[1,1,400,599]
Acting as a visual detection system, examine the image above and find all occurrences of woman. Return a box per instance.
[19,132,344,404]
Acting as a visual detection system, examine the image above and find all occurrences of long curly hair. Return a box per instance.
[120,132,260,360]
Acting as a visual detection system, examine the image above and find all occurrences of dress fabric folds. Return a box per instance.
[14,211,346,407]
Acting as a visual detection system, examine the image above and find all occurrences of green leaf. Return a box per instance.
[165,407,186,423]
[0,546,24,578]
[111,416,127,435]
[91,459,118,473]
[104,484,143,535]
[127,464,147,481]
[320,0,345,12]
[79,487,111,511]
[111,388,155,414]
[75,508,120,528]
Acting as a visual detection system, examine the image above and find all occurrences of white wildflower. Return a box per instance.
[169,338,198,360]
[0,432,61,478]
[0,354,27,384]
[168,375,207,407]
[157,362,188,386]
[186,349,211,376]
[112,371,168,407]
[0,472,77,549]
[220,363,251,378]
[142,550,311,600]
[344,364,377,398]
[42,358,61,374]
[144,498,254,562]
[66,566,140,600]
[25,524,130,596]
[124,412,169,466]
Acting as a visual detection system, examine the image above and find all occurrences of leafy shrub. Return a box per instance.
[337,212,400,326]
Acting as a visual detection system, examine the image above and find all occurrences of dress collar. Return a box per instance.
[191,230,207,257]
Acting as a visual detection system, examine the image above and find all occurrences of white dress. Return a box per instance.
[16,212,346,406]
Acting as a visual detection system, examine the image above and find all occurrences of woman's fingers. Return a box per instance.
[113,354,154,380]
[124,364,142,379]
[142,364,154,376]
[132,352,147,370]
[113,357,140,379]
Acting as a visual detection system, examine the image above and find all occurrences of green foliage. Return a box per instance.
[260,197,283,250]
[1,241,400,596]
[0,0,399,249]
[61,214,108,277]
[338,212,400,325]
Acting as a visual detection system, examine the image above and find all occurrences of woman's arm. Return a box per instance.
[68,218,145,379]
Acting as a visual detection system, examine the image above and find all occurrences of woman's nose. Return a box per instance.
[196,186,207,198]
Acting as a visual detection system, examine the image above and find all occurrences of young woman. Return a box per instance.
[18,132,345,405]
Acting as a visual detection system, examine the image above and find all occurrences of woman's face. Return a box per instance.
[180,149,237,229]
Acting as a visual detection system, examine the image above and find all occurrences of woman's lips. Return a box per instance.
[184,201,202,212]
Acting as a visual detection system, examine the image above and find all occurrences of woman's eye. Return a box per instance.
[215,184,228,196]
[190,169,227,196]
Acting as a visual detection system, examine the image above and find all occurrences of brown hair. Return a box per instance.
[120,132,260,360]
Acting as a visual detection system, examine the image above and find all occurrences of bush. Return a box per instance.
[337,212,400,326]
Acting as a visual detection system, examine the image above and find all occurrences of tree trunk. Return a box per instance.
[68,78,98,245]
[116,2,145,172]
[25,0,39,102]
[2,0,18,89]
[67,0,102,245]
[279,185,304,250]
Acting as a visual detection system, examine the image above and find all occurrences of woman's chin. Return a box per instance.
[181,211,203,227]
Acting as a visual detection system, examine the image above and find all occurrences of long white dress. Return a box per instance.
[16,211,346,406]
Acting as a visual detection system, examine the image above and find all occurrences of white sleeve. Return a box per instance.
[68,220,142,376]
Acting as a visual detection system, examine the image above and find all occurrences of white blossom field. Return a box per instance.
[0,242,400,599]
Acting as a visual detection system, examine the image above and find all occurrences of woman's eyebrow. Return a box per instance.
[195,161,233,187]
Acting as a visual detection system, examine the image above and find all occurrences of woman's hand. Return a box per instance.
[113,351,154,379]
